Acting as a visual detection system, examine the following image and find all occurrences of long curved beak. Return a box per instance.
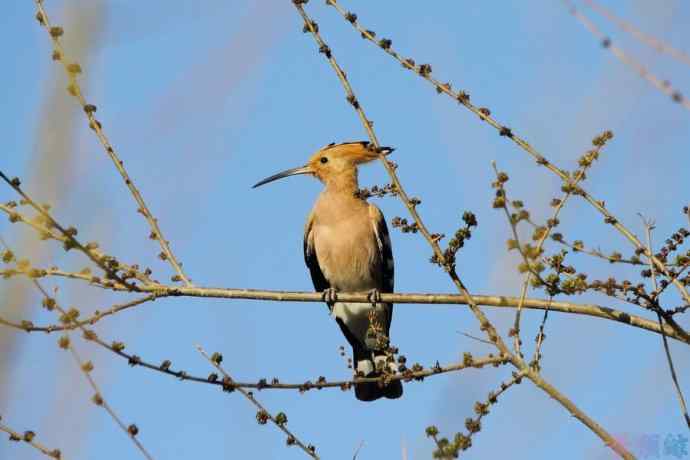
[252,165,312,188]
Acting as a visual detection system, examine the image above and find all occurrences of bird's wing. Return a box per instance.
[368,204,395,333]
[304,212,330,293]
[368,204,394,293]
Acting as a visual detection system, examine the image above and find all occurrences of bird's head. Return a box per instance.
[252,141,393,189]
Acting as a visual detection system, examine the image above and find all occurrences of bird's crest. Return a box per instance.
[312,141,394,166]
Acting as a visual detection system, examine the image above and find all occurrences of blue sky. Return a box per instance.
[1,1,689,459]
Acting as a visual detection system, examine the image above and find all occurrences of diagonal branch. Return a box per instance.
[643,220,690,429]
[0,174,153,289]
[32,0,192,286]
[564,0,690,110]
[0,236,156,460]
[197,346,319,459]
[582,0,690,67]
[325,0,690,306]
[0,418,64,459]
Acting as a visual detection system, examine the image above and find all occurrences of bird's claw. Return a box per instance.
[367,288,382,305]
[322,287,338,304]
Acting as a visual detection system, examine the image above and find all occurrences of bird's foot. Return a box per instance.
[322,287,338,304]
[367,288,382,305]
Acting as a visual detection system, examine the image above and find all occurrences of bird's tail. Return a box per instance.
[353,349,403,402]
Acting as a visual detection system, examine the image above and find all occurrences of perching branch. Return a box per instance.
[1,284,686,344]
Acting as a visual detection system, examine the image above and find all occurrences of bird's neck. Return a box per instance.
[323,168,359,196]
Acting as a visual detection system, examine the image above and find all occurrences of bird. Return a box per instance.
[253,141,403,401]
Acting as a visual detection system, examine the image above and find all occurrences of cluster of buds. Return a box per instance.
[354,183,398,199]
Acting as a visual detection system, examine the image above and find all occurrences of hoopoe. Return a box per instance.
[253,141,402,401]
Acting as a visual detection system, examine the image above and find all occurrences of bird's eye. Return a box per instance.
[320,157,328,164]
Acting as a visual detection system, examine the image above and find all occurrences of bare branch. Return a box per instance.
[0,418,63,459]
[0,175,145,289]
[197,346,319,459]
[564,0,690,110]
[525,368,635,459]
[0,237,155,459]
[1,278,687,343]
[32,0,191,286]
[582,0,690,67]
[643,220,690,428]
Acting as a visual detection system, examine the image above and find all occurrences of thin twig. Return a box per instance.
[68,342,155,459]
[34,289,155,460]
[32,0,192,286]
[552,236,646,266]
[643,219,690,428]
[525,368,634,459]
[0,203,156,287]
[0,237,155,459]
[91,333,508,391]
[656,313,690,429]
[460,332,494,346]
[0,174,141,289]
[0,418,63,459]
[196,346,319,459]
[6,294,157,333]
[494,137,603,357]
[562,0,690,111]
[428,371,524,458]
[352,440,364,460]
[583,0,690,68]
[530,295,554,370]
